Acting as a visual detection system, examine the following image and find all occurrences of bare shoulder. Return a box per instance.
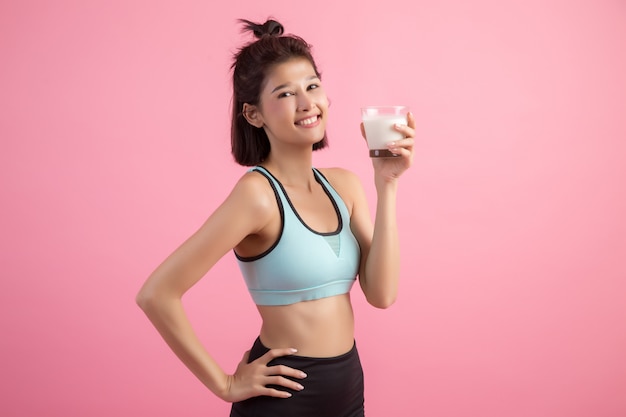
[193,168,278,249]
[317,167,359,183]
[229,169,277,216]
[317,167,366,211]
[317,167,364,190]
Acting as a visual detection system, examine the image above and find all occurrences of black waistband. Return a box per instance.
[248,336,358,364]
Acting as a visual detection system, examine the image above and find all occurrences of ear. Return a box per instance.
[242,103,264,128]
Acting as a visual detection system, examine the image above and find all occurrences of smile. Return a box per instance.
[295,115,320,126]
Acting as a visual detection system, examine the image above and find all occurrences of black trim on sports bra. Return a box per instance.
[234,167,285,262]
[261,167,343,237]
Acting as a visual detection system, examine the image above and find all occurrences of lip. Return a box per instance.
[294,114,321,128]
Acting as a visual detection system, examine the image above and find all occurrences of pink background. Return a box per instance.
[1,1,625,416]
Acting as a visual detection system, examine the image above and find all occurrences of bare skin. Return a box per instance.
[136,57,415,403]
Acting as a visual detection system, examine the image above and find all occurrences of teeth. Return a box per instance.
[297,116,318,126]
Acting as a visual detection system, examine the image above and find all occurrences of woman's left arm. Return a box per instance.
[350,112,415,308]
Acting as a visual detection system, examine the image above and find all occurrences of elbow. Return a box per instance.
[135,287,157,312]
[136,282,181,314]
[367,294,397,309]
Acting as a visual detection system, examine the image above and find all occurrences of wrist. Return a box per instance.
[212,373,232,401]
[374,175,399,193]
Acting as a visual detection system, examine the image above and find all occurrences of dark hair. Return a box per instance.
[231,19,328,166]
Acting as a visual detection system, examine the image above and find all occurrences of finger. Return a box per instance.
[261,386,295,399]
[265,375,305,392]
[267,364,308,379]
[360,122,366,140]
[406,111,416,129]
[387,147,412,158]
[387,138,415,150]
[386,140,414,157]
[393,123,415,139]
[259,347,298,364]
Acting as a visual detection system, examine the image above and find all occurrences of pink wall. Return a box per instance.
[1,1,625,416]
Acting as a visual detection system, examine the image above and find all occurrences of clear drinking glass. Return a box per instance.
[361,106,409,158]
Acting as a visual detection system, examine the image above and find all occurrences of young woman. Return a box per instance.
[136,18,415,417]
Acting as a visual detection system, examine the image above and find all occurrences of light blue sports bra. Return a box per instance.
[235,166,361,306]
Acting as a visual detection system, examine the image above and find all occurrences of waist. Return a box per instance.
[257,294,355,357]
[249,336,359,363]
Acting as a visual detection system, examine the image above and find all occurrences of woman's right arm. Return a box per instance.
[136,173,306,402]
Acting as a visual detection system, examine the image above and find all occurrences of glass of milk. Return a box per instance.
[361,106,409,157]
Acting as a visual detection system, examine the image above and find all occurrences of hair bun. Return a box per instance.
[239,18,284,39]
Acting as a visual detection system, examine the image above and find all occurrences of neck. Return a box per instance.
[261,151,315,189]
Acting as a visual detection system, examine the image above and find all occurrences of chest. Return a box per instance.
[282,184,339,234]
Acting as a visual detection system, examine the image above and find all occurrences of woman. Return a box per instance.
[136,18,415,417]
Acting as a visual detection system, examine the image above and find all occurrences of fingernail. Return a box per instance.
[296,384,304,390]
[290,348,298,353]
[300,372,307,378]
[388,142,396,147]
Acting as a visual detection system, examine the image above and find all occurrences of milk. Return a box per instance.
[362,114,406,150]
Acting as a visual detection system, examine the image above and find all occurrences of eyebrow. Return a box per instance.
[270,75,319,94]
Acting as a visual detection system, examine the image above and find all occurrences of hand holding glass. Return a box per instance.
[361,106,409,158]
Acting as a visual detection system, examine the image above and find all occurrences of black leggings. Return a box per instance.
[230,337,365,417]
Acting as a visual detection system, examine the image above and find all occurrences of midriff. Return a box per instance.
[256,293,355,357]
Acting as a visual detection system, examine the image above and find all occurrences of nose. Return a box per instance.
[296,91,315,112]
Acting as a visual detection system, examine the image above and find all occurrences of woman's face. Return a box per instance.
[244,57,329,148]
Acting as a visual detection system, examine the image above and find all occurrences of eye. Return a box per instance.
[278,91,294,98]
[307,84,320,91]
